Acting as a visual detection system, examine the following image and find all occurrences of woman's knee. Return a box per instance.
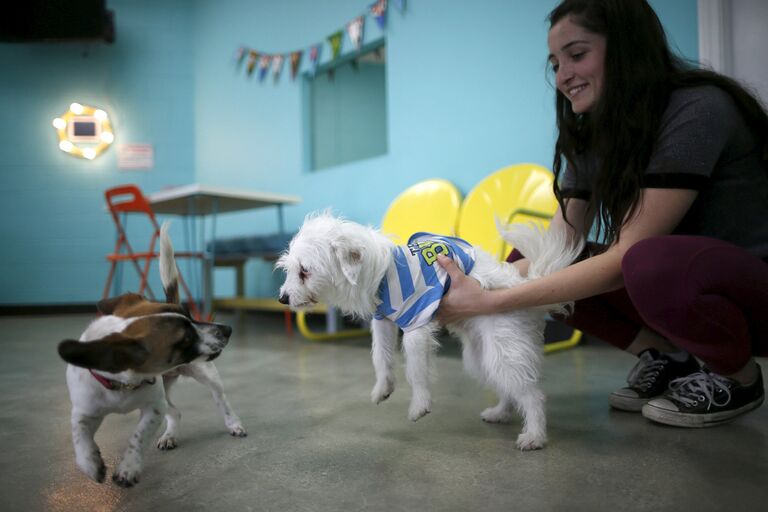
[621,236,676,293]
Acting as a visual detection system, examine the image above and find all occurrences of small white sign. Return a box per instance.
[118,144,154,170]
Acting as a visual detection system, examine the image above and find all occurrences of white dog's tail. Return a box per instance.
[497,219,584,314]
[159,221,181,304]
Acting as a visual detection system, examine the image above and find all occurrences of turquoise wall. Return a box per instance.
[0,0,195,304]
[192,0,699,299]
[0,0,698,304]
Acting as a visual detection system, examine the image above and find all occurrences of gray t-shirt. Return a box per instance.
[561,85,768,257]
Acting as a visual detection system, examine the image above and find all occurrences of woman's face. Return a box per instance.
[547,16,606,114]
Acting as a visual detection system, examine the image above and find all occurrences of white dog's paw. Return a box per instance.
[481,406,514,424]
[157,435,177,450]
[515,432,546,451]
[76,450,107,483]
[228,423,247,437]
[112,457,142,487]
[371,379,395,404]
[408,398,432,421]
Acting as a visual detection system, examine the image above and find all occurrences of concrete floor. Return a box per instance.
[1,312,766,512]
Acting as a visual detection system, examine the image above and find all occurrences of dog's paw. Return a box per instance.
[157,435,177,450]
[408,398,432,421]
[229,424,247,437]
[112,468,141,488]
[481,406,514,424]
[112,457,142,487]
[515,432,546,451]
[77,451,106,483]
[371,379,395,404]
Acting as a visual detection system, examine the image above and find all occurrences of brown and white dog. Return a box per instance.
[58,222,246,487]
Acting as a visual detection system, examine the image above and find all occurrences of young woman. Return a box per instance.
[437,0,768,427]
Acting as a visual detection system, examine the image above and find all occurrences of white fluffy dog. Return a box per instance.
[277,212,582,450]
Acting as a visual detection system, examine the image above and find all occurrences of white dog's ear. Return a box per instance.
[331,239,364,285]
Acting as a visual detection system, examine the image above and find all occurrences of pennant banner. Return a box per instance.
[370,0,387,30]
[290,51,303,80]
[236,46,247,67]
[309,44,322,76]
[328,30,343,60]
[347,16,364,50]
[272,54,285,81]
[246,50,259,76]
[234,0,407,84]
[258,55,272,81]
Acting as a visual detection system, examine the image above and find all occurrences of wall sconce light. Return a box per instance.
[52,103,114,160]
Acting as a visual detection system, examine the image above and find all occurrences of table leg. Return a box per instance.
[277,204,285,233]
[205,199,219,321]
[203,256,213,321]
[326,307,338,333]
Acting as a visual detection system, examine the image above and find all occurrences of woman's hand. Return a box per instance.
[435,254,493,324]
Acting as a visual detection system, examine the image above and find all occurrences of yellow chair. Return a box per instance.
[457,163,582,354]
[296,178,463,341]
[457,163,558,259]
[380,178,462,243]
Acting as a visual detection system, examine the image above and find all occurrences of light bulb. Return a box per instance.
[52,118,66,130]
[101,132,114,143]
[59,140,74,152]
[83,148,96,160]
[70,103,84,115]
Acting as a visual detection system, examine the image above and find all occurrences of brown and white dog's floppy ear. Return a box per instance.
[58,334,149,373]
[331,237,364,286]
[159,221,181,305]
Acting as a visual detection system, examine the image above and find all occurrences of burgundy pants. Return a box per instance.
[508,235,768,374]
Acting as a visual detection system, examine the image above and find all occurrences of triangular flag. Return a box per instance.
[258,55,272,81]
[347,16,364,50]
[328,30,343,60]
[271,54,285,82]
[246,50,259,76]
[290,51,303,80]
[370,0,387,30]
[309,44,322,76]
[235,46,247,67]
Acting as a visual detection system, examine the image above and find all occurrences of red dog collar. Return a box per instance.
[89,370,156,391]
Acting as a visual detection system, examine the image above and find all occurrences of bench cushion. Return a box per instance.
[208,232,295,260]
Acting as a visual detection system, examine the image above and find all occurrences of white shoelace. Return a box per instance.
[626,352,667,390]
[667,371,732,410]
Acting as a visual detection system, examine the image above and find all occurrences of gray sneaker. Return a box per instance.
[609,349,701,412]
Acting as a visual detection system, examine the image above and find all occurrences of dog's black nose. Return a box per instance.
[219,324,232,338]
[278,293,290,305]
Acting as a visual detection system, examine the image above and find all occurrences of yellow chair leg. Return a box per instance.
[295,311,369,341]
[544,328,582,354]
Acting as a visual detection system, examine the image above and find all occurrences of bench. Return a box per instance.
[209,233,364,339]
[208,233,295,328]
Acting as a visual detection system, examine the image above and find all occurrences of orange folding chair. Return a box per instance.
[103,184,206,320]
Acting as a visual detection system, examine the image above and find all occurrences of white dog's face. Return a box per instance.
[276,241,329,309]
[276,214,364,310]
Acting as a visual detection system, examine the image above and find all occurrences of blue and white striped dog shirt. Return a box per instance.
[374,232,476,331]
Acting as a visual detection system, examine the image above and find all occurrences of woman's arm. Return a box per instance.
[436,188,698,323]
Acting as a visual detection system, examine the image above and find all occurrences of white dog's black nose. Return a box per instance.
[278,293,290,305]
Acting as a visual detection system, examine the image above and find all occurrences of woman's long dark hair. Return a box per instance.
[548,0,768,247]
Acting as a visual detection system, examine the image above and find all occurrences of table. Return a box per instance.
[148,184,300,319]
